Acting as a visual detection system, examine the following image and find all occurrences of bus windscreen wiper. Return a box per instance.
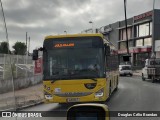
[90,78,97,82]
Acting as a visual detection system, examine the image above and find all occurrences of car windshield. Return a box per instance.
[122,66,131,70]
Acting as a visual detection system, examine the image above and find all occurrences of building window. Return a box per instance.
[139,23,149,37]
[150,22,152,35]
[144,37,152,46]
[134,53,151,66]
[129,40,134,47]
[136,39,143,46]
[122,29,126,40]
[119,27,132,40]
[119,41,127,49]
[135,22,152,37]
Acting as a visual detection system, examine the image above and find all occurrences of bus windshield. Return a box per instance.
[43,48,104,80]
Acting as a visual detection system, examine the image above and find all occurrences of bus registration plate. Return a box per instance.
[66,98,80,102]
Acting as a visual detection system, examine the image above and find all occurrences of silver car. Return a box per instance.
[119,65,133,76]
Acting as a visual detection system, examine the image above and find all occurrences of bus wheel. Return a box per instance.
[106,84,112,102]
[109,83,112,96]
[142,74,145,81]
[59,103,67,106]
[152,76,155,83]
[115,79,118,91]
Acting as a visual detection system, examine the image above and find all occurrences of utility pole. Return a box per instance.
[124,0,129,54]
[26,32,28,54]
[151,0,156,58]
[25,33,28,83]
[28,36,30,55]
[123,0,131,62]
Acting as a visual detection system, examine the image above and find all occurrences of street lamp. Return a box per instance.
[64,31,67,35]
[89,21,93,33]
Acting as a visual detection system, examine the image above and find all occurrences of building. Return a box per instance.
[101,9,160,69]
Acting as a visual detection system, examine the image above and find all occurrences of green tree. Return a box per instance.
[12,42,27,55]
[0,42,10,54]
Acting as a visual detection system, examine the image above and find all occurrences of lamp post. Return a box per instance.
[151,0,156,58]
[89,21,93,33]
[64,31,67,35]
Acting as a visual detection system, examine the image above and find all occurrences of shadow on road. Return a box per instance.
[120,76,160,84]
[142,79,160,84]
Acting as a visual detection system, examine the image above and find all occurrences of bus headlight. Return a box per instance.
[47,87,50,90]
[84,83,96,89]
[95,88,104,97]
[44,91,53,100]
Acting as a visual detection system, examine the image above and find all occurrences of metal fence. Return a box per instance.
[0,54,43,110]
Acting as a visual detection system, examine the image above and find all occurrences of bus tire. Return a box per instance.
[115,79,118,91]
[152,76,155,83]
[59,103,67,106]
[109,83,112,96]
[106,81,112,102]
[142,74,145,81]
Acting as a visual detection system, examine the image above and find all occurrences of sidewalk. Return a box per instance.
[0,83,44,110]
[133,70,141,76]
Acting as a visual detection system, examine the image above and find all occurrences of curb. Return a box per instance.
[17,101,44,111]
[2,100,44,111]
[133,74,141,76]
[133,71,141,76]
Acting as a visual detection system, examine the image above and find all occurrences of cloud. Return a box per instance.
[0,0,159,52]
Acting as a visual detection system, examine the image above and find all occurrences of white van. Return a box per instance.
[119,65,133,76]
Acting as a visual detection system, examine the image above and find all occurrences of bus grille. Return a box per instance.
[54,92,92,97]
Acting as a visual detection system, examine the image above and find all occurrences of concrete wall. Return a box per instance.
[0,75,42,94]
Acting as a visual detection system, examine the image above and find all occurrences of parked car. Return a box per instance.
[119,65,133,76]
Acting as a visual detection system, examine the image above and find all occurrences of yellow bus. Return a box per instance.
[37,33,119,103]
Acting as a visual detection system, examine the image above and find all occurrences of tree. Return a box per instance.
[0,42,10,54]
[12,42,27,55]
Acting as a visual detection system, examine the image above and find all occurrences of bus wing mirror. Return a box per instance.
[32,49,38,60]
[67,103,109,120]
[105,45,110,56]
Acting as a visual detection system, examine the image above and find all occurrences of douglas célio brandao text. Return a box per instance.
[118,112,158,117]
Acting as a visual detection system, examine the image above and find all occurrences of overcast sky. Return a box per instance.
[0,0,160,52]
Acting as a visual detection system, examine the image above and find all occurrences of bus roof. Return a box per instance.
[45,33,103,40]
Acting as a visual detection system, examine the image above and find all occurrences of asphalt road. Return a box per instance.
[2,76,160,120]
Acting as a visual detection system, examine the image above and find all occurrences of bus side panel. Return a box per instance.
[109,71,119,94]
